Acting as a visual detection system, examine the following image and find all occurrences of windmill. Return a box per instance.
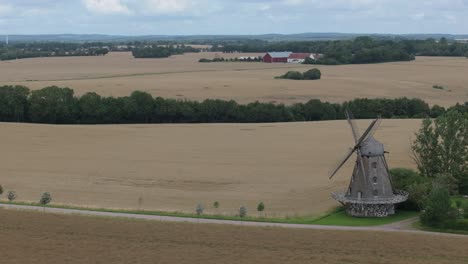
[329,110,408,217]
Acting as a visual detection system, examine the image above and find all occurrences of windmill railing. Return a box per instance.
[331,190,409,205]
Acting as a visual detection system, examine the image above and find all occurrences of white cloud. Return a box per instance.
[0,4,13,15]
[283,0,305,6]
[411,12,425,20]
[83,0,131,14]
[144,0,191,14]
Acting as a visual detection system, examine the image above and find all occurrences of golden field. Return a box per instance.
[0,52,467,107]
[0,119,420,216]
[1,209,467,264]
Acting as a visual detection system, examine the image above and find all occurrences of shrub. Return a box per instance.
[40,192,52,206]
[284,71,304,80]
[213,201,219,209]
[276,71,304,80]
[0,184,3,195]
[433,173,459,195]
[198,58,212,63]
[257,202,265,216]
[196,203,204,216]
[239,206,247,218]
[390,168,430,210]
[450,219,468,231]
[303,68,321,80]
[7,191,16,202]
[432,85,444,90]
[212,57,225,62]
[430,105,445,118]
[420,185,456,227]
[463,202,468,219]
[302,57,316,64]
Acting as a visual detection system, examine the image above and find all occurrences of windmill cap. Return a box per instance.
[360,136,384,157]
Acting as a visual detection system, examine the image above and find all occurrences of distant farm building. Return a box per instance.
[264,52,323,63]
[263,52,292,63]
[287,53,312,63]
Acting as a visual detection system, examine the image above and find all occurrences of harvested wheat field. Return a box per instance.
[1,209,467,264]
[1,52,467,107]
[0,119,419,217]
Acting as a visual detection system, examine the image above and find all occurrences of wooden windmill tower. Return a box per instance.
[329,111,408,217]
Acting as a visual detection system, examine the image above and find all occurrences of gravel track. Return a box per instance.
[1,203,465,237]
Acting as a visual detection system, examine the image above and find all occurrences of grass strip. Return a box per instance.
[0,201,418,227]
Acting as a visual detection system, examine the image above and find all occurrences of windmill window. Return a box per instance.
[373,190,378,196]
[357,191,362,199]
[372,162,377,169]
[373,176,378,183]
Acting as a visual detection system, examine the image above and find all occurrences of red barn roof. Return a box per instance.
[288,53,311,59]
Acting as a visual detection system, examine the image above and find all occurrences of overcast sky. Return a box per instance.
[0,0,467,35]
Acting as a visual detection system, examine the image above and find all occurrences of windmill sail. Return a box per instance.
[329,147,355,179]
[328,118,379,179]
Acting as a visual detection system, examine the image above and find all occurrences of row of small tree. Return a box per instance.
[198,56,263,63]
[195,201,265,218]
[0,185,51,207]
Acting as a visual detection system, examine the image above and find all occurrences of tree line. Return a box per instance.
[132,45,199,58]
[221,37,468,64]
[391,110,468,231]
[0,42,109,61]
[1,86,466,125]
[0,42,201,61]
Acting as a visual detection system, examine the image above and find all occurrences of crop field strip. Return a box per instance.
[0,119,420,217]
[1,209,467,264]
[1,52,467,107]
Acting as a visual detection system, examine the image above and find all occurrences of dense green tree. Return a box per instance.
[7,191,16,202]
[303,68,321,80]
[390,168,430,210]
[257,202,265,216]
[420,185,456,227]
[276,71,304,80]
[29,86,78,124]
[0,85,459,125]
[0,85,30,122]
[125,91,155,123]
[78,92,103,124]
[40,192,52,206]
[412,111,468,194]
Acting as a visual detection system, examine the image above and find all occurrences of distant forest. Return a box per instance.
[1,85,466,125]
[219,37,468,64]
[132,45,199,58]
[0,42,109,61]
[0,42,199,61]
[1,36,467,63]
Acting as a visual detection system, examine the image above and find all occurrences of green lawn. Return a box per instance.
[311,210,420,226]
